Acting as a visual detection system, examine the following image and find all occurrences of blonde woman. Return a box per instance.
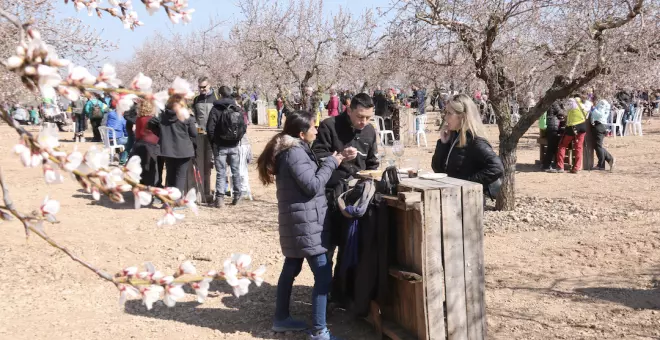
[431,94,503,198]
[129,99,161,187]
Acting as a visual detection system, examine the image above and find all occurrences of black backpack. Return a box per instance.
[217,104,247,142]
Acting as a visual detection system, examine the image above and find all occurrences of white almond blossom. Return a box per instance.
[163,284,185,307]
[145,0,161,15]
[130,72,152,91]
[250,266,267,287]
[156,210,184,226]
[140,285,164,310]
[118,284,140,306]
[178,261,196,275]
[183,189,198,215]
[13,144,32,167]
[134,190,153,209]
[43,164,64,184]
[40,196,60,222]
[191,279,211,303]
[231,278,251,298]
[124,156,142,182]
[97,64,122,88]
[63,150,83,172]
[231,253,252,271]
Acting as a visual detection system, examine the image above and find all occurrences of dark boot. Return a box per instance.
[214,196,225,209]
[231,194,242,206]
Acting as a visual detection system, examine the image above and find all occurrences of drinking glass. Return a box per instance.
[392,140,405,166]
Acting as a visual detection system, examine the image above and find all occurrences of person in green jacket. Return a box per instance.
[29,106,39,125]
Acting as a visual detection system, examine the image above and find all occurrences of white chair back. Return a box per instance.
[98,126,116,149]
[372,116,386,132]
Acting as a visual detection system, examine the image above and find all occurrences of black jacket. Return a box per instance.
[159,108,197,159]
[546,101,562,132]
[374,92,394,118]
[312,113,379,188]
[206,97,241,148]
[431,132,503,189]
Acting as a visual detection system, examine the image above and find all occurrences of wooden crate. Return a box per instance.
[370,177,486,340]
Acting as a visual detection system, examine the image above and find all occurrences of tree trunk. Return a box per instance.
[496,139,517,211]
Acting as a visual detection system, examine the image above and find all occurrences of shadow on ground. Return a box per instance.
[124,282,377,340]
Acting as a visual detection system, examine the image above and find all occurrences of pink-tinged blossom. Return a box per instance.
[130,72,152,91]
[175,106,191,121]
[231,278,251,298]
[57,86,81,102]
[37,65,62,100]
[191,278,211,303]
[134,190,153,209]
[250,265,267,287]
[159,275,174,285]
[66,65,97,86]
[40,196,60,222]
[182,9,195,24]
[231,253,252,271]
[116,93,138,115]
[156,210,184,226]
[163,284,185,307]
[13,143,32,167]
[97,64,122,88]
[178,261,196,275]
[118,284,140,306]
[221,259,238,284]
[84,146,110,171]
[122,266,138,276]
[183,188,198,215]
[145,0,161,15]
[43,164,64,184]
[63,150,83,172]
[170,77,194,99]
[151,91,169,110]
[91,187,101,201]
[165,187,182,200]
[37,125,60,151]
[140,285,164,310]
[168,12,182,24]
[108,0,120,6]
[124,156,142,182]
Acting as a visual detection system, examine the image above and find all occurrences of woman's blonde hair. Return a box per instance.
[137,99,155,117]
[446,94,487,147]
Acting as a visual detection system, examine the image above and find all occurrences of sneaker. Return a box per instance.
[214,196,225,209]
[231,194,242,206]
[546,168,565,173]
[608,157,616,172]
[271,317,308,332]
[309,328,342,340]
[570,169,579,174]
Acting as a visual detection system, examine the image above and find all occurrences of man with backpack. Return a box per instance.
[206,86,247,208]
[84,93,108,142]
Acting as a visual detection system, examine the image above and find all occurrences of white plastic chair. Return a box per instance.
[98,126,125,162]
[372,116,394,146]
[624,106,643,136]
[607,109,624,138]
[227,138,254,200]
[414,115,428,147]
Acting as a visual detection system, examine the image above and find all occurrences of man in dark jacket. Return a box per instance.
[312,92,379,306]
[193,76,218,131]
[206,86,245,208]
[542,101,562,170]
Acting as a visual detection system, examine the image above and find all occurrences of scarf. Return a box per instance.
[337,179,376,274]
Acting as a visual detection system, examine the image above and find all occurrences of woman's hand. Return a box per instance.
[341,147,358,161]
[332,151,345,164]
[440,127,451,143]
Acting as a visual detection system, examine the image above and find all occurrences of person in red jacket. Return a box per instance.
[326,89,339,117]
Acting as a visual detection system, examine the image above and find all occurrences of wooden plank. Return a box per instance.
[423,190,446,340]
[371,301,384,340]
[416,279,428,340]
[441,186,469,340]
[389,268,423,282]
[399,191,422,204]
[411,207,424,274]
[461,184,486,340]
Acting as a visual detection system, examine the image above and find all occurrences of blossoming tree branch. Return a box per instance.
[0,0,264,310]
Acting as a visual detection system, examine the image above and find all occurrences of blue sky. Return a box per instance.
[56,0,389,63]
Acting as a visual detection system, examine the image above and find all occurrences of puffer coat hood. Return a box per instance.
[274,134,339,258]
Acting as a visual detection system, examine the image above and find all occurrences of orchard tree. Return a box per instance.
[1,0,264,309]
[400,0,655,210]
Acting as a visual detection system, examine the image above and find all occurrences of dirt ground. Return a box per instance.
[1,116,659,340]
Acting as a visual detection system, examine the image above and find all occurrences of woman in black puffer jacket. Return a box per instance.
[431,94,504,198]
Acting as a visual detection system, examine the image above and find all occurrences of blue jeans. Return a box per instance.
[214,146,240,197]
[277,109,283,128]
[275,253,332,331]
[117,136,128,163]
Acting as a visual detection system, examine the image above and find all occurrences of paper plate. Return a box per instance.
[397,167,413,174]
[419,173,448,180]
